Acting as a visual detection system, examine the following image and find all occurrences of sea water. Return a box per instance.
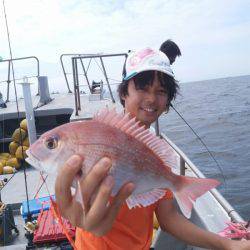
[159,75,250,220]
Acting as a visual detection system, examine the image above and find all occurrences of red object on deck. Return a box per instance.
[33,207,75,244]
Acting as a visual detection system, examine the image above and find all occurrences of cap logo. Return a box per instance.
[128,48,155,69]
[148,58,169,68]
[124,47,174,80]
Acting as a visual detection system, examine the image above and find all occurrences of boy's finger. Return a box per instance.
[111,182,135,210]
[97,182,135,233]
[55,155,83,210]
[66,201,85,228]
[86,175,114,229]
[79,157,112,206]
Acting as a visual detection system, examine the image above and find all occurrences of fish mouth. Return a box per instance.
[25,149,42,170]
[26,149,57,174]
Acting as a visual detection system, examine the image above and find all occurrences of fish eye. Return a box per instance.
[45,136,59,150]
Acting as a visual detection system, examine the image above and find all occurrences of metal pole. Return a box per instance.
[60,55,72,93]
[99,57,115,103]
[0,56,40,101]
[18,78,37,245]
[79,57,92,93]
[75,59,81,111]
[18,77,37,144]
[6,61,11,102]
[180,157,186,175]
[72,58,79,116]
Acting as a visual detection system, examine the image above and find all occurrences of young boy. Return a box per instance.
[55,48,250,250]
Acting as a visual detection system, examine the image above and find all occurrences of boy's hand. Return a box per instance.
[55,155,135,236]
[226,240,250,250]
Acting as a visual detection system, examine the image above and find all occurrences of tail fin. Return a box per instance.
[173,175,220,218]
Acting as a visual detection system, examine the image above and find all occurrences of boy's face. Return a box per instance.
[122,72,168,127]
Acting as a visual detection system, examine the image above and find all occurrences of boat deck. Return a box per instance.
[1,92,118,121]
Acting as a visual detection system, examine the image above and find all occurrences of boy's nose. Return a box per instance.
[145,92,156,103]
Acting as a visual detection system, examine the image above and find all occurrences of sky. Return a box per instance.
[0,0,250,94]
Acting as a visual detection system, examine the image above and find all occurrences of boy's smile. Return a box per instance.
[122,73,168,128]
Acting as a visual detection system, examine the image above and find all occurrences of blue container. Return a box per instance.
[20,195,55,220]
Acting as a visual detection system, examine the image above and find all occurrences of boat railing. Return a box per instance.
[160,132,244,223]
[60,53,99,94]
[71,53,127,116]
[0,56,40,102]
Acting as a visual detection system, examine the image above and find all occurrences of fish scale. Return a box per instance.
[26,108,220,218]
[77,125,163,174]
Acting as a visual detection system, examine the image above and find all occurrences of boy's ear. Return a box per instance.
[121,78,131,101]
[121,94,126,101]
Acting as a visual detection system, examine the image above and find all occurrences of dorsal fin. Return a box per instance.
[93,109,179,170]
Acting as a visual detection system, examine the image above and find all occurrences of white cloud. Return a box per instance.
[0,0,249,85]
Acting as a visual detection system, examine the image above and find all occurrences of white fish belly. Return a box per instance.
[110,162,172,196]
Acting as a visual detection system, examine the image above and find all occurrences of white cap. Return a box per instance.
[123,48,174,80]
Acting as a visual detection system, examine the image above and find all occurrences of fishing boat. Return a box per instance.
[0,53,245,249]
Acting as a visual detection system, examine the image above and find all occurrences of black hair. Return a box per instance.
[160,40,181,63]
[118,70,179,110]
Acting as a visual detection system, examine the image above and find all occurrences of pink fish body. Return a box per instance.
[26,109,220,218]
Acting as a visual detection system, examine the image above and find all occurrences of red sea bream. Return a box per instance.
[26,109,220,218]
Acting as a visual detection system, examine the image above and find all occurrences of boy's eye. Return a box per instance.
[157,90,167,95]
[137,87,147,92]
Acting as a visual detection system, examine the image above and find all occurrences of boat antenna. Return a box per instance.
[2,0,32,220]
[169,103,227,191]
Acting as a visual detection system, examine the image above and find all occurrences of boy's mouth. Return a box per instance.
[141,107,157,113]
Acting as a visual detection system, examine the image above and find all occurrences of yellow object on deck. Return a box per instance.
[0,153,11,159]
[3,166,15,174]
[12,128,27,143]
[0,162,4,175]
[15,146,29,160]
[6,158,21,169]
[9,141,19,155]
[22,137,30,147]
[20,119,28,131]
[0,159,7,166]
